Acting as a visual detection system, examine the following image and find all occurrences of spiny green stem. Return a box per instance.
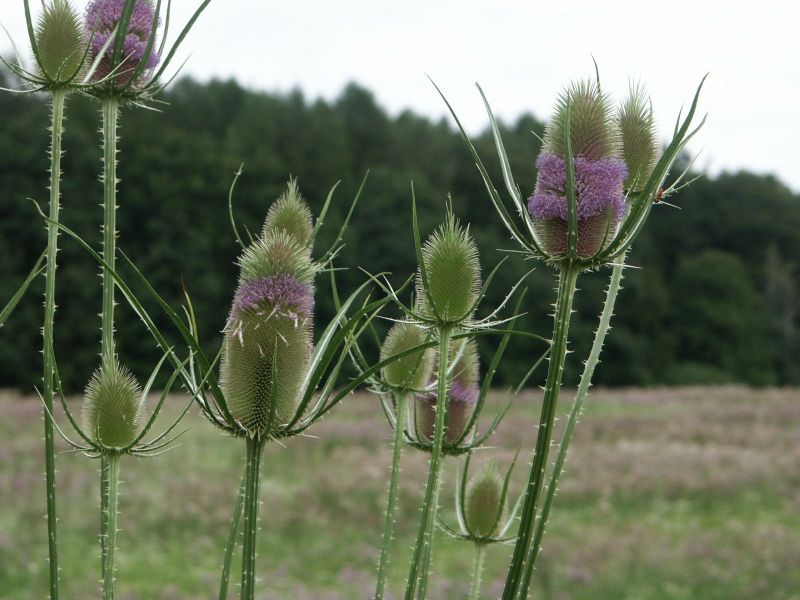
[100,455,109,577]
[469,543,486,600]
[527,257,626,575]
[101,453,121,600]
[375,391,408,600]
[404,326,452,600]
[43,87,67,600]
[219,468,246,600]
[503,265,580,600]
[101,97,120,366]
[240,436,266,600]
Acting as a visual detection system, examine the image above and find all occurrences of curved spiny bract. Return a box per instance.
[416,215,481,325]
[221,311,312,436]
[261,178,314,246]
[380,321,434,391]
[82,360,145,449]
[35,0,85,83]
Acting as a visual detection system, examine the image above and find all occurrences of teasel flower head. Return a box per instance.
[82,360,145,450]
[261,178,314,247]
[84,0,160,89]
[618,84,659,194]
[465,461,504,538]
[221,227,316,437]
[415,213,481,326]
[380,321,434,392]
[34,0,86,84]
[415,338,480,446]
[528,80,628,259]
[439,452,521,544]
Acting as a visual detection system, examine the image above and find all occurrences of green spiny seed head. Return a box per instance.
[416,215,481,324]
[261,179,314,246]
[82,361,145,449]
[618,85,659,192]
[380,321,433,390]
[237,230,316,286]
[465,462,504,538]
[543,79,621,160]
[35,0,85,83]
[221,310,312,435]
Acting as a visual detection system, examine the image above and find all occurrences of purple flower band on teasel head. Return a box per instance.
[528,153,628,222]
[419,381,479,406]
[85,0,160,79]
[231,275,314,319]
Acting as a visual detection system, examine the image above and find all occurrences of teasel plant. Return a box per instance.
[42,173,413,600]
[38,349,195,599]
[0,2,121,594]
[360,193,548,600]
[438,453,522,600]
[434,71,706,598]
[353,297,532,599]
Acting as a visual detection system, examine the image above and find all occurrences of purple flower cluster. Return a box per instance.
[231,275,314,320]
[528,153,628,222]
[85,0,160,83]
[419,380,479,407]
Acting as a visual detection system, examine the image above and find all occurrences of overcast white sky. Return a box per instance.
[4,1,799,192]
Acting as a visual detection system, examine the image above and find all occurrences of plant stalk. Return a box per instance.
[240,436,266,600]
[525,257,626,579]
[101,453,121,600]
[404,325,452,600]
[219,468,247,600]
[502,264,580,600]
[42,87,67,600]
[101,96,120,366]
[469,543,486,600]
[375,390,408,600]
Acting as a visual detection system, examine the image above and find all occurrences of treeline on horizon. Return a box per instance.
[1,73,798,391]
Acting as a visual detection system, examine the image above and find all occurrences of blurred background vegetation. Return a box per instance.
[2,72,798,391]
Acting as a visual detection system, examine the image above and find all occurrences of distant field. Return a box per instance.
[1,387,798,599]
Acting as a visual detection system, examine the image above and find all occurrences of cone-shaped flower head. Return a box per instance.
[380,322,434,391]
[416,215,481,325]
[618,85,659,193]
[84,0,160,87]
[416,338,480,445]
[221,226,315,436]
[465,461,504,538]
[35,0,86,83]
[529,80,628,258]
[82,360,145,449]
[261,179,314,246]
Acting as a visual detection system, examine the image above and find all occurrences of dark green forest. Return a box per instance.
[1,74,798,390]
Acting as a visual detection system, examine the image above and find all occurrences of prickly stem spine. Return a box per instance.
[42,87,67,600]
[101,453,121,600]
[101,96,120,366]
[375,391,408,600]
[503,264,580,600]
[469,542,486,600]
[240,436,266,600]
[404,326,452,600]
[527,256,626,574]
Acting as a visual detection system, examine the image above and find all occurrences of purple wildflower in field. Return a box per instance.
[84,0,160,83]
[231,274,314,320]
[528,153,628,223]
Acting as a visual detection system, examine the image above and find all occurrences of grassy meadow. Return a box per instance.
[1,386,798,599]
